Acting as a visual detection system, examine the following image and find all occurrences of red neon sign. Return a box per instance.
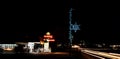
[43,32,55,42]
[48,39,55,42]
[44,35,53,38]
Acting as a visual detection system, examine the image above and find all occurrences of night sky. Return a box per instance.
[0,1,120,44]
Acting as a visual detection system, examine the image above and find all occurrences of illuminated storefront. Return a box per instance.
[0,44,17,51]
[0,32,55,54]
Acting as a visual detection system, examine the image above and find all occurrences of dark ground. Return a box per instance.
[0,53,82,59]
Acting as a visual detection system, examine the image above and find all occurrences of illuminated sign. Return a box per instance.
[43,32,55,42]
[44,42,49,49]
[47,39,55,42]
[44,35,53,38]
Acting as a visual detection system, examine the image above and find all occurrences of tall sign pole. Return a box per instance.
[69,8,80,47]
[69,8,73,46]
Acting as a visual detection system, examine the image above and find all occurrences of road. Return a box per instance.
[0,52,82,59]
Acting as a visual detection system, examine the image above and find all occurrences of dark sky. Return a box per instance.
[0,0,69,43]
[0,1,120,44]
